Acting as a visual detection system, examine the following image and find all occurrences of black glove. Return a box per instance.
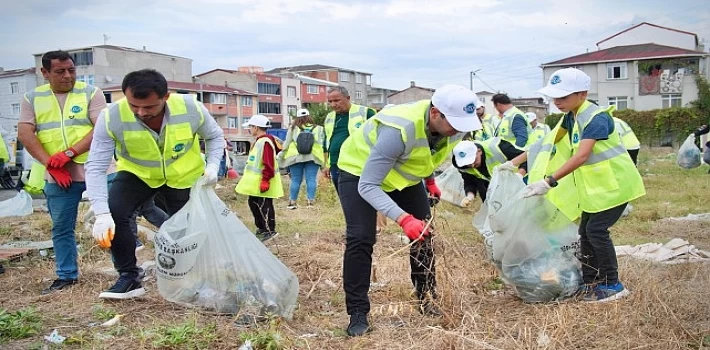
[694,125,709,137]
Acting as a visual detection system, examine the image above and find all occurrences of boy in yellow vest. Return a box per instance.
[235,115,284,242]
[502,68,645,302]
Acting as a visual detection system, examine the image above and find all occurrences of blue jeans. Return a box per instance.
[44,181,86,280]
[289,161,319,201]
[330,164,341,194]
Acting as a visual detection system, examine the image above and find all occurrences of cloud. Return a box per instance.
[1,0,708,98]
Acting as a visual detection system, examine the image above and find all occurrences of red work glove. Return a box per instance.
[424,178,441,199]
[47,148,76,168]
[259,179,270,193]
[47,166,72,189]
[398,214,430,242]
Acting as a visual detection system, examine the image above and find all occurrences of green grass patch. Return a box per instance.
[137,317,218,349]
[0,307,43,342]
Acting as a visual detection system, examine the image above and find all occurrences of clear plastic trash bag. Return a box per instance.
[677,134,701,169]
[474,170,581,303]
[435,165,466,207]
[154,182,299,318]
[0,190,33,218]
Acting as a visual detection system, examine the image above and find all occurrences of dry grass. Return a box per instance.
[0,147,709,349]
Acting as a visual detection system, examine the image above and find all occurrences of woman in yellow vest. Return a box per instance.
[278,109,325,209]
[235,115,284,242]
[501,68,645,303]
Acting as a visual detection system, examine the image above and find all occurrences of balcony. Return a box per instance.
[203,103,228,116]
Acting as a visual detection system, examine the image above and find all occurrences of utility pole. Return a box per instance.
[470,69,482,91]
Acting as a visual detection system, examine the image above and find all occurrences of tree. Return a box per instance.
[307,103,331,126]
[690,76,710,120]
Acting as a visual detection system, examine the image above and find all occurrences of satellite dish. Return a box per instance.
[105,76,113,82]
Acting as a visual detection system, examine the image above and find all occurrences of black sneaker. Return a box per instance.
[260,231,279,242]
[41,278,78,295]
[99,274,146,299]
[0,263,4,274]
[346,313,371,337]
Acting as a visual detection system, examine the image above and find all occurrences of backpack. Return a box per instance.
[295,126,316,155]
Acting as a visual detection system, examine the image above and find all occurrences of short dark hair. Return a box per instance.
[122,69,168,98]
[492,94,512,105]
[41,50,74,71]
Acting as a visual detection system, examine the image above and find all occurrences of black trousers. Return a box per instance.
[247,196,275,232]
[339,171,436,315]
[108,171,190,277]
[578,203,627,285]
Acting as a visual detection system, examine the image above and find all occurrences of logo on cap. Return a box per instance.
[550,75,561,85]
[458,151,466,158]
[71,105,82,113]
[463,103,476,114]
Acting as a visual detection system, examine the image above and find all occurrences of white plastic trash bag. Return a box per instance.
[435,165,466,207]
[475,170,581,303]
[677,134,701,169]
[0,190,33,218]
[154,182,299,318]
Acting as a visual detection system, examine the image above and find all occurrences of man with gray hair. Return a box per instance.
[323,87,376,192]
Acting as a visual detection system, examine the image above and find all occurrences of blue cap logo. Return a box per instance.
[71,105,82,113]
[173,143,185,152]
[550,75,561,85]
[458,151,467,158]
[463,103,476,114]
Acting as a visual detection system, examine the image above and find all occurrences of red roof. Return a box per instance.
[597,22,699,47]
[103,81,256,95]
[542,43,707,67]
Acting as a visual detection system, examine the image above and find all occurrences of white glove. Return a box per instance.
[496,161,517,172]
[92,213,115,248]
[523,180,551,198]
[460,193,475,207]
[201,163,219,186]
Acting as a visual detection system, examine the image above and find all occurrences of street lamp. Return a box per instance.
[470,69,482,91]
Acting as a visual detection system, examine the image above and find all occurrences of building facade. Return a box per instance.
[266,64,372,106]
[387,81,435,105]
[541,23,709,112]
[368,86,399,110]
[33,45,192,102]
[0,68,36,132]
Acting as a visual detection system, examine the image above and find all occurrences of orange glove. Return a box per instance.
[260,179,270,193]
[424,178,441,199]
[398,214,430,242]
[47,148,76,168]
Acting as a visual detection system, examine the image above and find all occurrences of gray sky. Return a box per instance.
[2,0,709,97]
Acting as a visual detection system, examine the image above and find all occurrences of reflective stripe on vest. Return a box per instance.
[613,117,640,150]
[235,137,284,198]
[27,82,96,163]
[495,106,533,148]
[337,100,460,191]
[106,94,205,188]
[574,106,628,166]
[324,104,369,143]
[282,124,325,166]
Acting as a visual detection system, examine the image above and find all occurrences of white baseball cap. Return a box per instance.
[453,141,478,167]
[537,68,591,98]
[243,114,271,128]
[431,85,483,132]
[296,108,310,117]
[525,112,538,123]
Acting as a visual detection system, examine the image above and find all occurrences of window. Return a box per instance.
[257,82,280,95]
[210,93,227,104]
[307,84,318,94]
[479,97,486,104]
[242,117,250,129]
[355,91,363,100]
[607,96,628,110]
[241,96,253,106]
[606,62,627,80]
[258,102,281,114]
[339,72,350,82]
[104,92,112,103]
[228,117,238,128]
[287,105,297,116]
[356,74,363,84]
[11,103,20,115]
[366,75,371,86]
[70,51,93,66]
[10,82,19,94]
[76,75,94,85]
[287,86,297,97]
[661,94,682,108]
